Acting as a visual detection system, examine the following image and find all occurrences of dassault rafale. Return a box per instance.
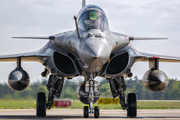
[2,0,178,118]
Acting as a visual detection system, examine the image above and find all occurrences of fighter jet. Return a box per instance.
[1,0,179,118]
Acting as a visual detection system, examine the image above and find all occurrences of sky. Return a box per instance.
[0,0,180,83]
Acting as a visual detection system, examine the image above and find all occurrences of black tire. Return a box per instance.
[94,106,99,118]
[36,92,46,117]
[83,106,89,118]
[127,93,137,117]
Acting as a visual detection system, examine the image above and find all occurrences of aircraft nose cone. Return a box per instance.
[79,38,110,72]
[87,43,106,64]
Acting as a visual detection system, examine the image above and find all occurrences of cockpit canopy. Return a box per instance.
[78,5,109,32]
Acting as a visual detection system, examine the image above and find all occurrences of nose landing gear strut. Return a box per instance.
[85,77,99,118]
[79,74,100,118]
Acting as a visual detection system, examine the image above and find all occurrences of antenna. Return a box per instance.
[74,16,81,39]
[82,0,86,8]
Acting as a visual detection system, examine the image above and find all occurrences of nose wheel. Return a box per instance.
[94,106,99,118]
[83,106,99,118]
[81,74,100,118]
[83,106,89,118]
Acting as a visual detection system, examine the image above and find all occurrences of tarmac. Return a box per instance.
[0,109,179,120]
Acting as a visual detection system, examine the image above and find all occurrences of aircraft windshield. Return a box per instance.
[78,10,109,32]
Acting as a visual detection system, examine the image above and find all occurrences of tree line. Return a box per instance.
[0,76,180,100]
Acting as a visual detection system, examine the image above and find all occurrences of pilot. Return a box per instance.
[78,10,108,32]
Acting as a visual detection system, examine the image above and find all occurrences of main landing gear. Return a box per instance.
[109,76,137,118]
[36,92,46,116]
[127,93,137,117]
[36,75,64,117]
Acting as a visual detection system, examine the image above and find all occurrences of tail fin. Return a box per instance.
[82,0,86,8]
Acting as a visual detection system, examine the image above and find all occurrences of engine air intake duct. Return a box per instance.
[53,52,76,74]
[106,52,129,74]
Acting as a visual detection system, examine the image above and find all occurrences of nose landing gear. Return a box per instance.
[77,74,100,118]
[83,106,99,118]
[84,75,100,118]
[83,78,100,118]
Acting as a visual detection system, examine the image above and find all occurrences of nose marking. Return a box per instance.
[113,45,116,49]
[71,48,75,52]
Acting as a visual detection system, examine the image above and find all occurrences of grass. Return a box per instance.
[137,101,180,109]
[0,99,180,109]
[0,99,36,109]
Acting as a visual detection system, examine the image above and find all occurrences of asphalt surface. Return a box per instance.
[0,109,179,120]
